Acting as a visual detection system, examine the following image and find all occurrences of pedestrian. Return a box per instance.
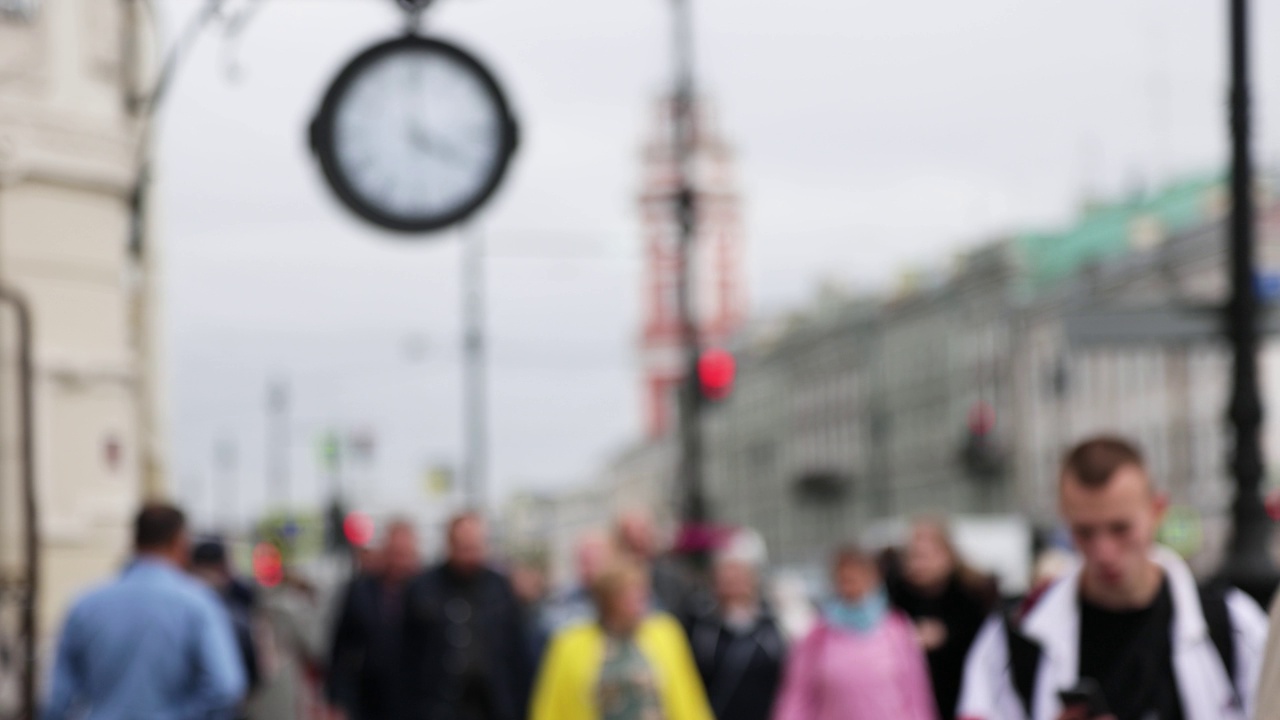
[685,529,786,720]
[765,573,817,643]
[957,436,1268,720]
[544,529,616,632]
[245,572,327,720]
[1254,590,1280,720]
[510,559,552,662]
[191,538,263,710]
[888,518,997,720]
[772,544,937,720]
[402,512,533,720]
[530,557,714,720]
[42,503,247,720]
[327,519,420,720]
[617,508,697,620]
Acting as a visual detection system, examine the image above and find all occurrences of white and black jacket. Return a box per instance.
[957,546,1268,720]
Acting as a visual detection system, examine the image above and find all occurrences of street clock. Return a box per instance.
[309,34,519,234]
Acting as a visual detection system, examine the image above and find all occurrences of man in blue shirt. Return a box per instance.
[42,503,247,720]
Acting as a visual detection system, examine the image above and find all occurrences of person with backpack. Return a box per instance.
[956,436,1268,720]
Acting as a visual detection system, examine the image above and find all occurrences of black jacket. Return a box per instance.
[888,572,996,720]
[327,574,412,720]
[402,564,533,720]
[686,607,786,720]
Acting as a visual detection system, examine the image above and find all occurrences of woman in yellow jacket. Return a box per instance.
[530,559,713,720]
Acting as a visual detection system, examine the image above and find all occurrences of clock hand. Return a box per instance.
[407,125,471,166]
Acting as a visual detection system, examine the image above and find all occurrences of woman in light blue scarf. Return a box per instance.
[773,545,937,720]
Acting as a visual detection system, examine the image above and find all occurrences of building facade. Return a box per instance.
[0,1,155,700]
[607,175,1280,575]
[500,484,613,590]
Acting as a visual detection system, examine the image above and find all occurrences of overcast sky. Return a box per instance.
[157,0,1280,529]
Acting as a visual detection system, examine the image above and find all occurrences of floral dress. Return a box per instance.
[596,636,667,720]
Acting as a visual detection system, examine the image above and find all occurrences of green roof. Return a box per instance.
[1014,172,1225,292]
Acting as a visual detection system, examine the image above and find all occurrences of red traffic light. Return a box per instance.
[967,401,995,436]
[252,543,283,587]
[1266,491,1280,522]
[698,349,736,401]
[343,511,375,548]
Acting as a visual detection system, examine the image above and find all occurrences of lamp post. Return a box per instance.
[669,0,708,527]
[1219,0,1277,605]
[126,0,230,497]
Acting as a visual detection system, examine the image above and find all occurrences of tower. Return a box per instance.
[638,96,746,438]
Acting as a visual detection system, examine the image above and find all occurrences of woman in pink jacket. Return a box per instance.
[773,545,937,720]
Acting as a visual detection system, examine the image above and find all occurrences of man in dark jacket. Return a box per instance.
[686,530,785,720]
[403,512,532,720]
[328,520,420,720]
[190,537,261,717]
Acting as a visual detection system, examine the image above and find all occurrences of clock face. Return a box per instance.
[310,36,519,233]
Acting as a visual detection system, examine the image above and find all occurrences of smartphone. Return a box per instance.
[1057,678,1111,718]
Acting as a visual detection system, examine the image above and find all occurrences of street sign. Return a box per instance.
[1257,273,1280,302]
[1158,505,1204,558]
[424,465,453,497]
[318,433,341,473]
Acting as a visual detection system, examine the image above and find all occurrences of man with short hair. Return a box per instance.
[685,529,786,720]
[43,503,247,720]
[327,519,420,720]
[403,512,532,720]
[191,538,262,714]
[957,436,1268,720]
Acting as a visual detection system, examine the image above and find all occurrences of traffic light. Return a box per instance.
[252,543,283,587]
[698,348,736,402]
[343,511,375,548]
[960,400,1004,479]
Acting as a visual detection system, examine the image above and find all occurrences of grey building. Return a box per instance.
[607,176,1280,574]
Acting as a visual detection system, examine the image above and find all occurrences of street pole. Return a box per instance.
[462,225,488,512]
[126,0,227,499]
[267,379,291,508]
[215,438,238,534]
[1220,0,1277,605]
[670,0,707,527]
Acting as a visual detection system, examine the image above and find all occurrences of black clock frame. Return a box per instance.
[309,35,520,234]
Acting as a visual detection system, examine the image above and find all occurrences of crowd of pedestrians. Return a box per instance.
[38,433,1280,720]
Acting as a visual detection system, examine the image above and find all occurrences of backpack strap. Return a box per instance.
[1003,611,1042,719]
[1198,583,1238,698]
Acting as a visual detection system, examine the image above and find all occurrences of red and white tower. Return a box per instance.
[638,96,747,438]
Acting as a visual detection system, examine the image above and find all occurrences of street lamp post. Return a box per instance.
[267,379,291,507]
[462,225,489,512]
[126,0,229,497]
[669,0,708,527]
[1220,0,1277,605]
